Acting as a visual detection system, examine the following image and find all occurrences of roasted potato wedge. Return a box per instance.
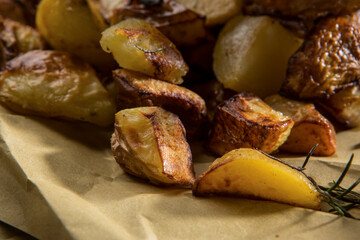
[265,95,336,156]
[207,93,294,156]
[36,0,116,70]
[281,17,360,99]
[100,18,188,84]
[0,50,116,126]
[175,0,242,27]
[193,148,322,210]
[0,16,44,61]
[113,69,207,139]
[111,107,195,186]
[213,16,303,98]
[316,86,360,128]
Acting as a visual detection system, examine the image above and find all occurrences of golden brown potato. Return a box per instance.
[111,107,195,186]
[207,92,294,156]
[0,16,44,61]
[0,0,27,24]
[213,15,303,98]
[113,69,207,139]
[100,18,188,84]
[36,0,116,70]
[87,0,207,46]
[0,50,116,126]
[175,0,242,26]
[281,17,360,99]
[265,95,336,156]
[316,86,360,128]
[193,148,322,210]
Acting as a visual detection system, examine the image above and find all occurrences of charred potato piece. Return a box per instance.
[213,16,302,98]
[0,16,44,61]
[113,69,207,139]
[0,0,27,24]
[111,107,195,186]
[281,18,360,99]
[0,50,116,126]
[177,0,242,26]
[36,0,116,70]
[316,86,360,128]
[100,18,188,84]
[193,148,321,210]
[265,95,336,156]
[207,93,294,156]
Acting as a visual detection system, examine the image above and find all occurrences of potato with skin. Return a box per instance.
[316,86,360,128]
[111,107,195,186]
[213,15,303,98]
[36,0,116,70]
[193,148,322,210]
[281,17,360,99]
[0,50,116,126]
[265,94,336,156]
[207,92,294,156]
[113,69,207,139]
[0,16,45,61]
[100,18,188,84]
[177,0,242,26]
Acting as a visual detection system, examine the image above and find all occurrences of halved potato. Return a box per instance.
[316,86,360,128]
[100,18,188,84]
[0,50,116,126]
[177,0,242,26]
[281,17,360,99]
[207,92,294,156]
[213,16,303,98]
[111,107,195,186]
[36,0,116,70]
[193,148,322,210]
[113,69,207,139]
[265,94,336,156]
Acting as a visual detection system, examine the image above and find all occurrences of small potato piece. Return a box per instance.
[113,69,207,138]
[0,17,44,61]
[281,18,360,99]
[193,148,322,210]
[213,16,303,98]
[316,86,360,128]
[100,18,188,84]
[36,0,116,70]
[0,50,116,126]
[265,95,336,156]
[207,93,294,156]
[111,107,195,186]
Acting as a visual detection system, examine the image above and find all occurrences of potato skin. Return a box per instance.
[113,69,207,139]
[111,107,195,186]
[207,92,294,156]
[265,95,336,156]
[0,50,116,126]
[281,17,360,99]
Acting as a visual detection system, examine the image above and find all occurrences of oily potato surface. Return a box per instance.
[0,50,116,126]
[111,107,195,186]
[193,148,321,210]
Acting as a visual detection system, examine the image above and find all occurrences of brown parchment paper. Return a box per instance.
[0,105,359,240]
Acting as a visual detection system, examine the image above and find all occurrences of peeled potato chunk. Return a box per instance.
[281,17,360,99]
[100,18,188,84]
[316,86,360,128]
[0,50,116,126]
[36,0,116,70]
[193,148,322,210]
[0,16,44,61]
[111,107,195,186]
[207,92,294,156]
[265,95,336,156]
[113,69,207,139]
[213,16,303,98]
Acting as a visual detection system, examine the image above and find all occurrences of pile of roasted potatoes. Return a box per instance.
[1,0,360,210]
